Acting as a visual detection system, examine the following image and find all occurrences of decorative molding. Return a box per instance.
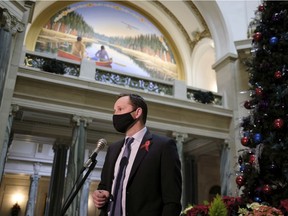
[185,1,211,50]
[95,68,173,96]
[10,104,19,116]
[185,1,210,35]
[234,39,253,65]
[223,139,230,149]
[72,115,93,127]
[153,1,211,52]
[0,8,25,34]
[173,132,188,144]
[212,52,238,71]
[33,162,41,175]
[24,1,36,24]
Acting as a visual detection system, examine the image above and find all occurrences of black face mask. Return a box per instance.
[113,110,137,133]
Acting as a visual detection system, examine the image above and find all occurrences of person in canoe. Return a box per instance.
[71,36,86,59]
[95,45,110,61]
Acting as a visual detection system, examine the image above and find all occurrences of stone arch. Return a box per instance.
[194,1,236,60]
[187,1,236,91]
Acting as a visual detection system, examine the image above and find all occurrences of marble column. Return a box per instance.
[79,174,91,216]
[212,52,245,195]
[173,132,188,207]
[25,163,41,216]
[0,7,25,186]
[0,104,18,184]
[220,140,232,196]
[45,142,68,216]
[0,8,24,106]
[63,116,92,216]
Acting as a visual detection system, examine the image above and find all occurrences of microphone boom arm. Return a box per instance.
[60,160,97,216]
[60,138,107,215]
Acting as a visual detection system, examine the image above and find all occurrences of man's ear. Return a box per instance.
[135,107,142,119]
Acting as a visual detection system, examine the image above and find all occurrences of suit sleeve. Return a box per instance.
[161,138,182,216]
[98,146,112,191]
[97,146,114,214]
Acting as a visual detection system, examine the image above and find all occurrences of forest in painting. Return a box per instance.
[35,2,178,81]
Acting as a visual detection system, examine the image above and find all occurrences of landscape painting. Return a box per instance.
[35,2,178,81]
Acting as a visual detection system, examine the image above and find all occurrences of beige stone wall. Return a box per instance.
[197,155,220,204]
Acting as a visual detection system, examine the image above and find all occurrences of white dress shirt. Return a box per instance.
[109,127,147,216]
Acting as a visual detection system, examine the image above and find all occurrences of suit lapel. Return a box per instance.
[109,139,125,182]
[128,130,153,184]
[112,139,125,159]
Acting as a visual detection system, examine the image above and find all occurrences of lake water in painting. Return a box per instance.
[86,43,150,77]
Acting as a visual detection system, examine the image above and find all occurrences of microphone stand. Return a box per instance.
[60,160,97,216]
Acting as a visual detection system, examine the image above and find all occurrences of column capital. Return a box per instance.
[9,104,19,116]
[223,139,230,149]
[30,173,40,181]
[172,132,188,143]
[0,8,25,34]
[33,162,41,175]
[53,139,70,149]
[72,115,93,127]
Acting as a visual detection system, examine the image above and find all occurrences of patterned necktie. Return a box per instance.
[110,137,134,216]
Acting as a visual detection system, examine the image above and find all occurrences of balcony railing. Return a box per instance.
[24,51,80,77]
[23,50,223,106]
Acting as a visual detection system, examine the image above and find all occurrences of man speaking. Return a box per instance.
[92,93,182,216]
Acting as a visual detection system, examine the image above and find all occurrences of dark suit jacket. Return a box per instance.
[98,129,182,216]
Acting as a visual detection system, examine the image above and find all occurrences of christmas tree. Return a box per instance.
[238,1,288,213]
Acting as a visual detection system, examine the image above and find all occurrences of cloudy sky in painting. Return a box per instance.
[62,2,161,37]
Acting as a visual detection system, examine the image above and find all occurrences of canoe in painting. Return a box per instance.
[57,49,112,67]
[95,59,113,67]
[57,49,81,61]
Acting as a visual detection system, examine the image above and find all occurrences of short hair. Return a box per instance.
[118,93,148,124]
[77,36,82,41]
[101,45,105,49]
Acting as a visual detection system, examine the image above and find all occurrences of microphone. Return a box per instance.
[83,138,107,168]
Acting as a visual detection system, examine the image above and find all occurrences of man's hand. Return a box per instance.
[92,190,110,208]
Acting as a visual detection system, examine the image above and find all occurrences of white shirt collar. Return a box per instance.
[125,127,147,144]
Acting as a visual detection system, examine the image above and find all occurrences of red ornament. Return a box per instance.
[253,32,262,42]
[241,136,250,146]
[274,70,282,79]
[262,184,272,194]
[274,118,284,129]
[236,175,245,187]
[244,100,251,109]
[255,87,262,96]
[258,4,264,11]
[249,154,256,164]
